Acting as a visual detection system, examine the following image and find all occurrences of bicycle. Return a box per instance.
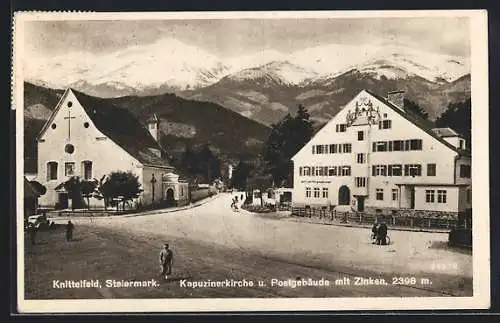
[370,233,391,245]
[231,202,239,212]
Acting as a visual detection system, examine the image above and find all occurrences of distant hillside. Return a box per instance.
[23,82,271,174]
[183,68,471,126]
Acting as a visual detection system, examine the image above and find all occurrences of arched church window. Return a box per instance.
[65,144,75,154]
[47,162,58,181]
[51,123,56,129]
[81,161,93,180]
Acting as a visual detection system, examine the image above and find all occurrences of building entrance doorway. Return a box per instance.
[356,196,365,212]
[166,188,175,206]
[58,192,68,209]
[409,187,415,209]
[338,186,350,205]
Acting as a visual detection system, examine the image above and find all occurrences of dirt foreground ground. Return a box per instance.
[24,193,473,299]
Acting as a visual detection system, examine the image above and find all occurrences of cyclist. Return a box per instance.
[376,221,388,245]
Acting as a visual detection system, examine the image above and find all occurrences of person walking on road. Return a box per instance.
[159,243,173,281]
[65,220,74,241]
[28,223,37,245]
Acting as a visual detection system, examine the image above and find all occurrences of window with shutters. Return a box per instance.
[405,164,422,176]
[379,120,392,129]
[388,164,402,176]
[356,153,366,164]
[373,141,388,152]
[342,143,352,153]
[393,140,403,151]
[341,166,351,176]
[355,177,367,187]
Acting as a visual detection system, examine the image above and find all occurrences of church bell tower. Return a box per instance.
[147,113,160,142]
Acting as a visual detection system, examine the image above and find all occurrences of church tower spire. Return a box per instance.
[147,113,160,142]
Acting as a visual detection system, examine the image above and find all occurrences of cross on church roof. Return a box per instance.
[63,108,75,140]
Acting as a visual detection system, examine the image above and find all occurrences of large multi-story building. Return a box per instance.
[291,89,471,216]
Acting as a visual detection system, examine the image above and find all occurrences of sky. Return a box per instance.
[23,17,471,59]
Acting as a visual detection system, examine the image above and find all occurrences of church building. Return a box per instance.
[291,89,472,216]
[35,88,189,209]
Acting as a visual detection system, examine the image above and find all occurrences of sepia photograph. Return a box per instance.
[12,10,489,313]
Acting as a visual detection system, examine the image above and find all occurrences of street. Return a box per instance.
[25,193,473,299]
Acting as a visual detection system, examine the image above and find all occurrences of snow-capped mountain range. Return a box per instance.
[24,38,471,127]
[25,38,469,95]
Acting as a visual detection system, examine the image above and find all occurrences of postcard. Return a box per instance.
[13,10,490,313]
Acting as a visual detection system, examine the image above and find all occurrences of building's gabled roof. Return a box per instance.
[64,89,172,168]
[431,127,463,138]
[364,90,470,157]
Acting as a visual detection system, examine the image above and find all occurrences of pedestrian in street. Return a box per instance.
[159,243,173,281]
[66,220,74,241]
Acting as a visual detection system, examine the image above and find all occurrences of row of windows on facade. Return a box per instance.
[312,143,352,154]
[372,139,423,152]
[312,138,423,155]
[299,166,352,177]
[305,186,400,201]
[304,186,451,204]
[335,119,392,133]
[46,161,93,181]
[299,163,471,179]
[298,164,424,178]
[371,163,471,178]
[425,190,448,203]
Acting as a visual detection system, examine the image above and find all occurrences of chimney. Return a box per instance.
[147,113,160,141]
[387,90,405,111]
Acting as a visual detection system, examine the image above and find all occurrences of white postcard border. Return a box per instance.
[13,9,490,313]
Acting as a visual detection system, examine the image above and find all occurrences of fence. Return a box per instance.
[291,207,472,230]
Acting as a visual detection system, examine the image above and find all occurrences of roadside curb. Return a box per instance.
[284,217,452,233]
[122,194,222,218]
[240,209,451,234]
[47,194,222,221]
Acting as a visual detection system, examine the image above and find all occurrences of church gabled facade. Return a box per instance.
[291,89,472,216]
[36,88,189,209]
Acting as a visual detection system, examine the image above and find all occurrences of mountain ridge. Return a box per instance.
[23,82,271,174]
